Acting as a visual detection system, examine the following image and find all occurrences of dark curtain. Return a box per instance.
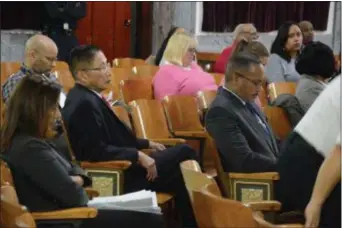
[0,2,43,30]
[202,2,330,33]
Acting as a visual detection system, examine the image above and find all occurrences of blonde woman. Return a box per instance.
[153,33,218,100]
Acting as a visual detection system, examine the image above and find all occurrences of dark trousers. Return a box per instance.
[276,132,341,228]
[124,144,198,228]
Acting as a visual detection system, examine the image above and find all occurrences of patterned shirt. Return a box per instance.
[1,64,58,104]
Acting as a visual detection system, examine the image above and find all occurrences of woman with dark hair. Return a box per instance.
[265,21,303,83]
[1,74,163,227]
[155,26,185,66]
[295,41,336,112]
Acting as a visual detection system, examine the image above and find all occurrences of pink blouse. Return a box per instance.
[153,63,218,100]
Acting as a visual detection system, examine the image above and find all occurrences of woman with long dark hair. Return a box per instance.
[265,21,303,83]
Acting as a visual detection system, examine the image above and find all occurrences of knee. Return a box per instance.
[176,144,198,161]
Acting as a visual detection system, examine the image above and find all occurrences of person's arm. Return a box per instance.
[304,138,341,227]
[265,54,285,83]
[2,74,22,104]
[69,164,92,187]
[136,138,150,150]
[205,106,276,173]
[63,100,139,163]
[18,139,88,208]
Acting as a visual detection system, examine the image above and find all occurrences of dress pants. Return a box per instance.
[123,144,198,228]
[276,132,341,228]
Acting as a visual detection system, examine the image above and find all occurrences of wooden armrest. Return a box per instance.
[80,161,131,170]
[150,138,186,145]
[85,188,99,199]
[32,207,98,220]
[244,200,281,212]
[228,172,280,180]
[173,131,207,138]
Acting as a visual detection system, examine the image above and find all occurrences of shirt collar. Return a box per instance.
[222,86,246,105]
[91,90,102,98]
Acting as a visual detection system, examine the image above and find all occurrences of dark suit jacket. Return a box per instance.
[62,83,150,163]
[205,87,279,173]
[5,133,89,212]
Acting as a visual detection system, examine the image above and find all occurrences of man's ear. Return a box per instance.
[76,71,87,83]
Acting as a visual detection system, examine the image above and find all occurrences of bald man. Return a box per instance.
[213,23,259,73]
[298,21,314,46]
[2,34,58,104]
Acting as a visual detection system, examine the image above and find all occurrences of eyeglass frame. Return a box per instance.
[78,62,111,73]
[235,71,264,87]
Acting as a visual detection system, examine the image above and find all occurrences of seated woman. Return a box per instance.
[219,39,270,107]
[295,41,336,112]
[276,76,341,228]
[153,32,218,100]
[265,21,303,83]
[0,74,163,227]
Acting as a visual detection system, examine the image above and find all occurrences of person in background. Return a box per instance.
[154,26,185,66]
[42,2,87,61]
[213,23,258,73]
[276,76,341,228]
[153,32,218,100]
[298,21,314,47]
[0,73,164,228]
[206,53,279,173]
[295,41,336,112]
[265,21,303,83]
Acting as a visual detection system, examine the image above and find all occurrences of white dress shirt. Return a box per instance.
[295,76,341,158]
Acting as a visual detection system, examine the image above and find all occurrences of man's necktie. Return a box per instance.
[246,102,271,137]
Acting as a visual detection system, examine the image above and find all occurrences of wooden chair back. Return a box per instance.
[129,99,172,139]
[0,160,14,186]
[55,70,75,94]
[263,106,292,141]
[55,61,69,71]
[196,90,217,111]
[258,86,268,108]
[120,78,154,104]
[162,95,204,133]
[193,183,259,228]
[210,73,224,86]
[110,68,135,100]
[268,82,296,102]
[180,160,217,202]
[1,184,36,228]
[112,106,132,130]
[132,65,159,78]
[1,62,21,82]
[113,58,146,68]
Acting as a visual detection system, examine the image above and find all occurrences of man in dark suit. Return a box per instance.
[205,52,279,173]
[62,45,197,227]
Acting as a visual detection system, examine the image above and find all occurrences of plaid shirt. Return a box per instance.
[1,65,58,104]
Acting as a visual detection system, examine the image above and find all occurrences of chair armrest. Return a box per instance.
[228,172,280,180]
[244,200,281,212]
[84,188,99,199]
[253,212,303,228]
[80,161,131,170]
[150,138,186,145]
[173,131,208,138]
[32,207,98,220]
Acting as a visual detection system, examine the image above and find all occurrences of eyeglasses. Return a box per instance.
[79,63,111,73]
[235,72,264,87]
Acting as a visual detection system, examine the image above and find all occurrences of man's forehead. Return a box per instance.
[92,51,107,65]
[236,64,263,76]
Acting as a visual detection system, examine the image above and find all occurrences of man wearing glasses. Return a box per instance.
[213,23,259,73]
[206,52,279,173]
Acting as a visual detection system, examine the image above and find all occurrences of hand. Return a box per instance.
[149,141,166,151]
[304,201,322,228]
[138,151,158,181]
[70,175,84,187]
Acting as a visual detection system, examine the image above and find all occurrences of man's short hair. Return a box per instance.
[224,52,261,83]
[69,45,101,79]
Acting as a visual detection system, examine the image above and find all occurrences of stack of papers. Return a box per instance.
[88,190,161,214]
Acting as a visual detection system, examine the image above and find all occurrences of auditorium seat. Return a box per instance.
[120,78,154,104]
[132,65,159,78]
[110,67,135,100]
[268,82,296,102]
[113,58,146,68]
[210,73,224,86]
[129,99,185,146]
[112,105,132,130]
[1,61,21,83]
[263,106,292,141]
[55,69,75,94]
